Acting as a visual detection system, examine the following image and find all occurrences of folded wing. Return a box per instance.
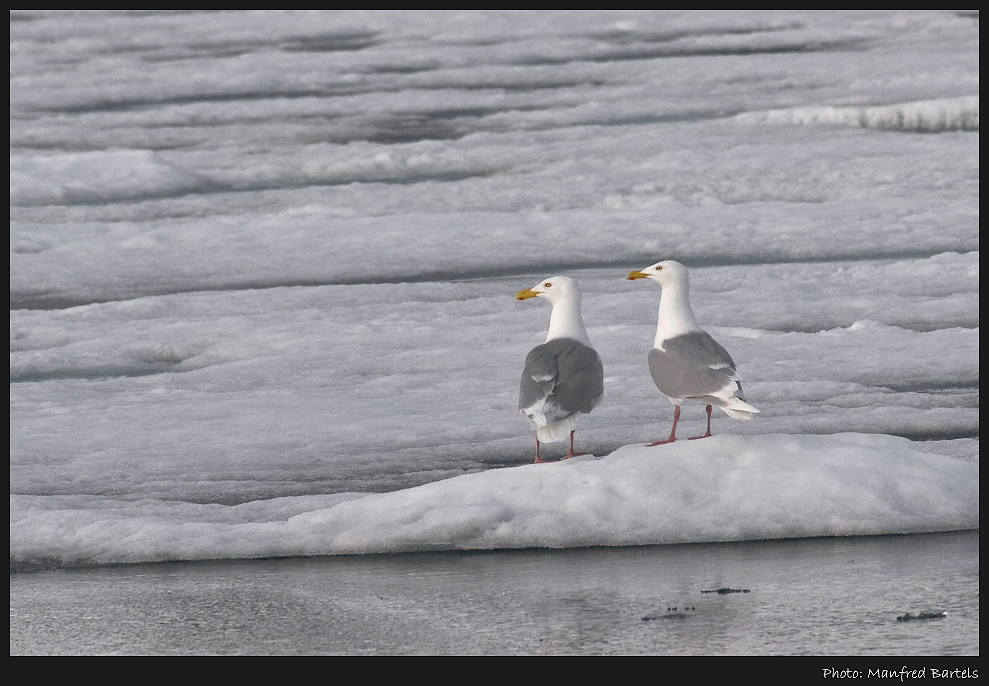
[520,338,604,432]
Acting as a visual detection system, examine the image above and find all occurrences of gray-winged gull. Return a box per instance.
[627,260,757,444]
[516,276,604,463]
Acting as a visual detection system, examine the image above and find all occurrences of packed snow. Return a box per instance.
[9,10,978,570]
[10,434,979,567]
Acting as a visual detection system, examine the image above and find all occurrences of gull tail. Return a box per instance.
[713,396,760,420]
[535,416,578,443]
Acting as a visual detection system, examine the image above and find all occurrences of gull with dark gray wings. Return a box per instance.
[627,260,758,445]
[516,276,604,463]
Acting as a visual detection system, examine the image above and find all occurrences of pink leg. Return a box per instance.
[688,405,713,440]
[648,405,680,446]
[562,430,588,460]
[533,435,551,464]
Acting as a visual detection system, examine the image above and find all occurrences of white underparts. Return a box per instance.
[546,294,592,346]
[535,415,578,443]
[654,284,701,348]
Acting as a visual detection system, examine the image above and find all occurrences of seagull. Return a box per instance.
[516,276,604,463]
[627,260,757,445]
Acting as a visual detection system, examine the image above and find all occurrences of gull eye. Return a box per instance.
[544,282,552,287]
[655,266,663,271]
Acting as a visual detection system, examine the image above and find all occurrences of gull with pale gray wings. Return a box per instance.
[627,260,758,445]
[516,276,604,463]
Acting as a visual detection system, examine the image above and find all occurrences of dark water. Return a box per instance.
[9,530,978,655]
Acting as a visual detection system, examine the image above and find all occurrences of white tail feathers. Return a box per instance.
[535,415,578,443]
[717,397,760,420]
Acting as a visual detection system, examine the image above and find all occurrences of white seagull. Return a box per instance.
[627,260,758,445]
[516,276,604,463]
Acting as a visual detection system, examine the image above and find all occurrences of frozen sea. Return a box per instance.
[10,10,978,655]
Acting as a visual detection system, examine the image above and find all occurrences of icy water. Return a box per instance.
[10,531,978,655]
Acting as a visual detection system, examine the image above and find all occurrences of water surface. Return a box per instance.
[10,530,978,655]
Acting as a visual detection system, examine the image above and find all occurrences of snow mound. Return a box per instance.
[9,150,212,206]
[10,433,977,569]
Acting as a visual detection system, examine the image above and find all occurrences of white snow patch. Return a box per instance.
[9,433,977,568]
[10,150,211,206]
[735,96,978,132]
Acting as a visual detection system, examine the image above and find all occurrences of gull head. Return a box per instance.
[627,260,689,289]
[516,275,580,305]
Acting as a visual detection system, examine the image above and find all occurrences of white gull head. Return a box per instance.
[627,259,690,289]
[516,275,592,346]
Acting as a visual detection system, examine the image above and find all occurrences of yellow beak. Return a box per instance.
[626,269,649,280]
[516,289,540,300]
